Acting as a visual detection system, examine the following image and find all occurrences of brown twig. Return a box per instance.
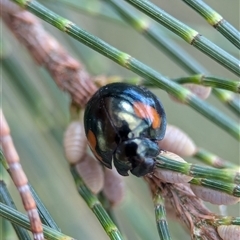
[0,109,44,240]
[0,0,97,107]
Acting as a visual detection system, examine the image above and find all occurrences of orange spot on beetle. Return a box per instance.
[133,102,161,129]
[87,130,103,162]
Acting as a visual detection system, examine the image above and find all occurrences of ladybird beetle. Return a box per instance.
[84,82,167,177]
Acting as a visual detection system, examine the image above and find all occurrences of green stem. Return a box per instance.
[98,192,121,232]
[0,202,75,240]
[174,75,240,93]
[107,0,240,116]
[102,75,240,93]
[156,155,240,184]
[9,0,240,140]
[212,89,240,116]
[106,0,206,74]
[0,150,9,170]
[0,181,32,240]
[153,191,172,240]
[122,0,240,76]
[70,166,124,240]
[182,0,240,49]
[190,178,240,197]
[1,150,60,231]
[214,216,240,226]
[194,148,237,169]
[1,55,66,128]
[29,185,60,231]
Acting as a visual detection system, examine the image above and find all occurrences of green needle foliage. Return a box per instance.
[173,75,240,93]
[214,216,240,226]
[189,178,240,198]
[153,191,172,240]
[70,166,124,240]
[156,155,240,185]
[9,0,240,140]
[213,89,240,116]
[0,203,75,240]
[182,0,240,49]
[193,148,237,169]
[109,75,240,93]
[0,150,60,231]
[0,181,32,240]
[29,185,60,231]
[105,0,240,116]
[122,0,240,76]
[2,0,240,240]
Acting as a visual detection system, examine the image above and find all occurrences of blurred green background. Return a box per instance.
[1,0,239,239]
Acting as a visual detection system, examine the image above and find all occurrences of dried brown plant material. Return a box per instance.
[145,177,225,240]
[0,1,97,107]
[103,167,125,207]
[75,154,104,194]
[64,121,87,165]
[159,125,197,157]
[0,109,44,240]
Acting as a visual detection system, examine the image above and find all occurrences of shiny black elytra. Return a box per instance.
[84,82,167,177]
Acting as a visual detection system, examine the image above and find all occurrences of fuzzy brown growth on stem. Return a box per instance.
[0,109,44,240]
[0,1,97,107]
[145,176,225,240]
